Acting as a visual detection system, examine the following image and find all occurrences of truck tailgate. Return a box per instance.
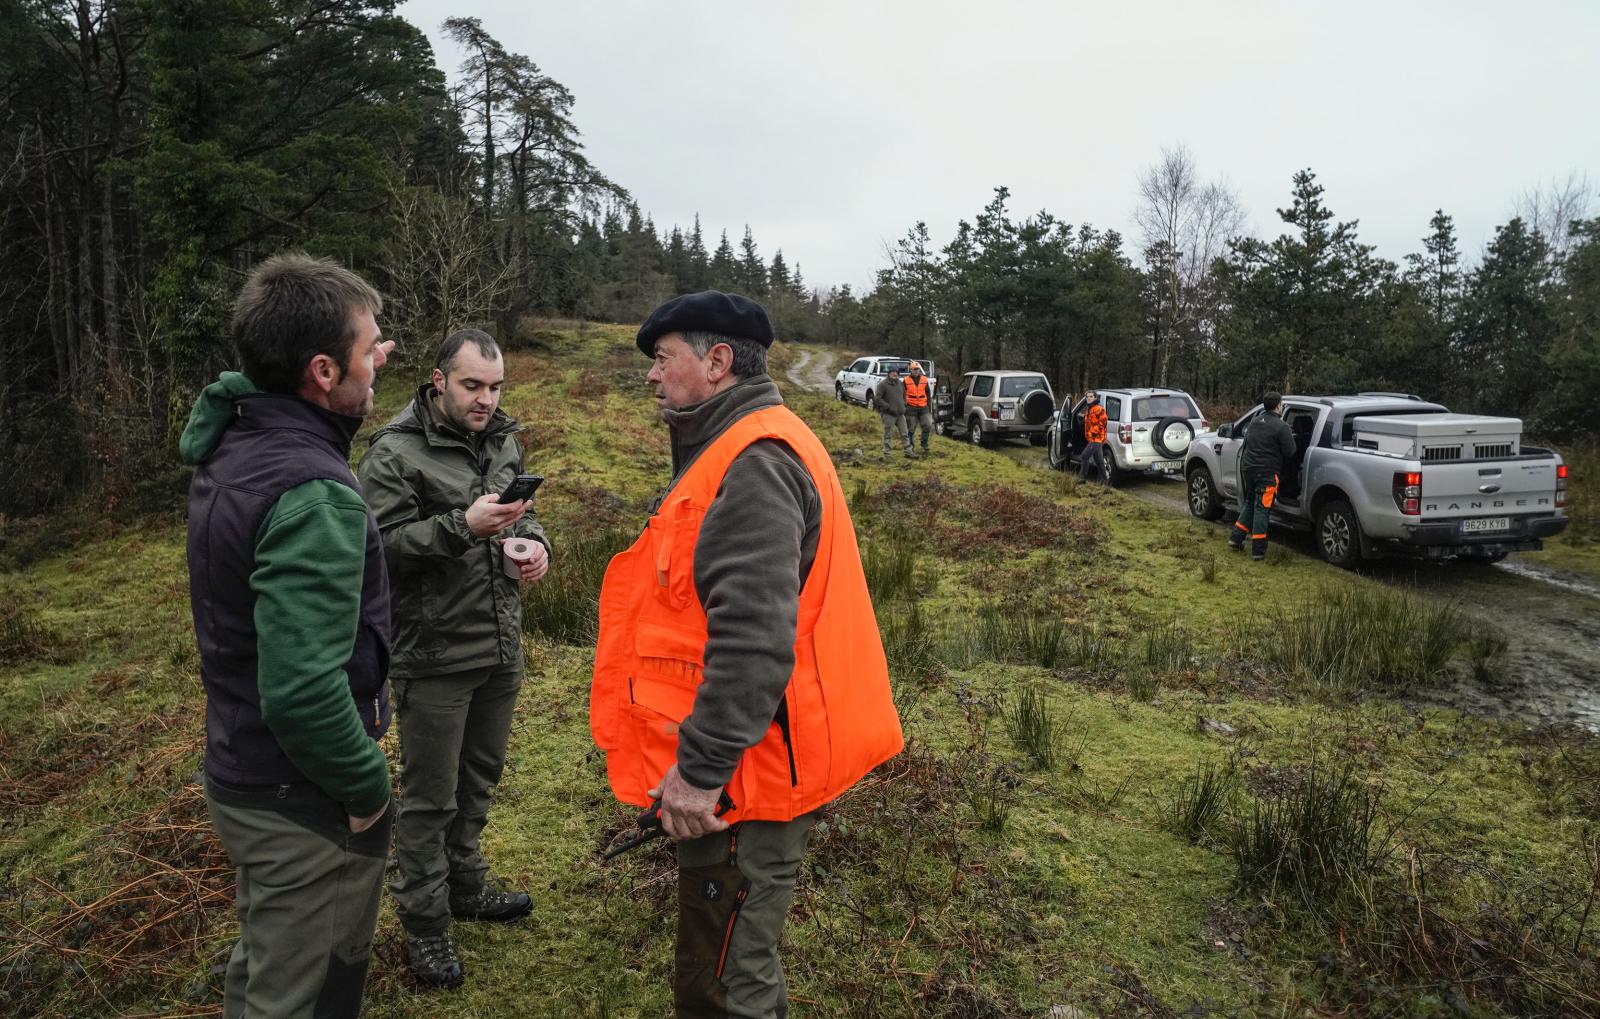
[1419,459,1561,522]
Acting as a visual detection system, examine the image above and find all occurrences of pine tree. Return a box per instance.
[737,225,766,296]
[768,250,792,296]
[687,214,710,290]
[709,230,736,291]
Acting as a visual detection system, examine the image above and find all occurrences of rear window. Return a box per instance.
[874,359,910,375]
[1133,395,1199,420]
[998,375,1048,397]
[970,375,994,397]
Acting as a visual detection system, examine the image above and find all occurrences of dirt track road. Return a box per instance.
[997,444,1600,729]
[785,347,837,392]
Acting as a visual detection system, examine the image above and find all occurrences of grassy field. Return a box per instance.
[2,322,1597,1018]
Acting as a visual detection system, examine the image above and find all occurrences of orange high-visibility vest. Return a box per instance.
[903,375,929,408]
[1085,403,1108,444]
[590,405,903,823]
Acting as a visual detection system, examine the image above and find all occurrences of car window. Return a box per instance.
[1284,406,1319,444]
[848,360,867,373]
[912,358,934,376]
[1132,395,1200,420]
[998,375,1048,397]
[1233,409,1262,435]
[971,375,994,398]
[1103,395,1123,420]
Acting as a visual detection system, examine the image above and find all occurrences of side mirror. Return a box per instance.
[1217,424,1232,438]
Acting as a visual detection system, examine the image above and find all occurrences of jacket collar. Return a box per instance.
[662,375,784,478]
[235,392,363,454]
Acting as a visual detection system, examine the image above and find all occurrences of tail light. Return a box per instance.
[1557,463,1568,508]
[1118,424,1132,444]
[989,407,1000,419]
[1393,471,1421,516]
[1200,419,1209,432]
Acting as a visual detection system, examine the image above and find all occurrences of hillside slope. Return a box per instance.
[1,322,1596,1018]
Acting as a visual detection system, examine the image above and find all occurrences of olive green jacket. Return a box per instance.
[358,384,550,679]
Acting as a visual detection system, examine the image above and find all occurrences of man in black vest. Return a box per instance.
[182,253,396,1019]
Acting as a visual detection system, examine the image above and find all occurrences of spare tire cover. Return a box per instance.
[1152,416,1195,458]
[1020,389,1053,425]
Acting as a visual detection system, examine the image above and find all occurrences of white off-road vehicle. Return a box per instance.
[834,355,936,409]
[1045,388,1208,484]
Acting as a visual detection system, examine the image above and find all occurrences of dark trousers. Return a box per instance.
[205,776,391,1019]
[1232,469,1279,555]
[906,407,933,449]
[1080,441,1107,481]
[674,813,817,1018]
[389,662,522,935]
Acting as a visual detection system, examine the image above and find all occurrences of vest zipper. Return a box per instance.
[774,698,798,787]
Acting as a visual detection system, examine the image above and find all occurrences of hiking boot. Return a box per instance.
[449,882,532,924]
[1227,533,1245,552]
[405,932,464,989]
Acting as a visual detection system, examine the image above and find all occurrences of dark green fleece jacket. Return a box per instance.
[358,384,550,679]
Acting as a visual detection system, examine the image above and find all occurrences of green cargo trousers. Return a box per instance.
[674,812,817,1019]
[204,775,391,1019]
[389,663,522,935]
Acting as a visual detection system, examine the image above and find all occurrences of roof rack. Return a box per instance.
[1356,391,1423,401]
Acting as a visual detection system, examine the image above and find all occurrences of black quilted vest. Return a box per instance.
[186,394,392,786]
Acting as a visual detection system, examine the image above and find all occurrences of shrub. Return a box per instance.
[881,601,943,682]
[862,530,918,604]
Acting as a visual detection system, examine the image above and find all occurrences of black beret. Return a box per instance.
[636,290,774,356]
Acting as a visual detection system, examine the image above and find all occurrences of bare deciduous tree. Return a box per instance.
[380,184,516,362]
[1135,144,1247,386]
[1516,170,1593,262]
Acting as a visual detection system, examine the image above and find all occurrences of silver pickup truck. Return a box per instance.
[1182,394,1569,566]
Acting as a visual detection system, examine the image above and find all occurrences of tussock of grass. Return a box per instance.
[520,528,634,645]
[1005,685,1066,771]
[1261,586,1467,694]
[1165,759,1237,844]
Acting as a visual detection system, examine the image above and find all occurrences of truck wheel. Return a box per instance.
[1020,390,1054,426]
[835,382,845,402]
[865,391,875,411]
[969,416,993,447]
[1028,432,1046,447]
[1187,465,1224,520]
[1316,499,1363,569]
[1101,458,1120,487]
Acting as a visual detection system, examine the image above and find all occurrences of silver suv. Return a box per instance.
[1046,387,1207,484]
[940,370,1055,447]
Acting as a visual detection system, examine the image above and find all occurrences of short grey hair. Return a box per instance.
[681,330,767,380]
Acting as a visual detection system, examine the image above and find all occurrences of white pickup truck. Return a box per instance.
[1182,394,1569,566]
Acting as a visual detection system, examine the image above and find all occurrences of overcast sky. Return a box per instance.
[399,0,1599,293]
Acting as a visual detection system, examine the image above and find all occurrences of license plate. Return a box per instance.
[1000,408,1014,421]
[1461,517,1509,534]
[1155,460,1181,472]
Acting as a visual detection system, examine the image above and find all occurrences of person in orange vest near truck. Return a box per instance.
[591,290,903,1018]
[902,362,934,454]
[1081,389,1109,482]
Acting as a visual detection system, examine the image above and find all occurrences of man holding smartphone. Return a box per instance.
[358,328,550,989]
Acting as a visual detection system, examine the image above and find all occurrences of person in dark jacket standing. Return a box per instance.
[591,291,902,1017]
[875,365,914,460]
[1230,392,1297,560]
[357,329,550,988]
[182,253,395,1019]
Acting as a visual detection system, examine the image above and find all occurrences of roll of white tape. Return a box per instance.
[502,538,539,580]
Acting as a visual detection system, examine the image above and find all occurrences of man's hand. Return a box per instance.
[348,797,388,833]
[514,540,550,583]
[465,492,526,538]
[647,765,729,842]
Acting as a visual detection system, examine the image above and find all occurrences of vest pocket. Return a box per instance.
[647,502,705,611]
[627,672,697,793]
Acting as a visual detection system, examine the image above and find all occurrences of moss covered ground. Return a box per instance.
[1,324,1596,1018]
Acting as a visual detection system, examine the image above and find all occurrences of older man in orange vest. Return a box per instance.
[591,291,903,1017]
[902,362,934,453]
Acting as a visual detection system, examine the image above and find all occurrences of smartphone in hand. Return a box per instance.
[497,474,543,505]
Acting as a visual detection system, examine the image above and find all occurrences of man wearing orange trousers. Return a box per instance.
[591,290,903,1018]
